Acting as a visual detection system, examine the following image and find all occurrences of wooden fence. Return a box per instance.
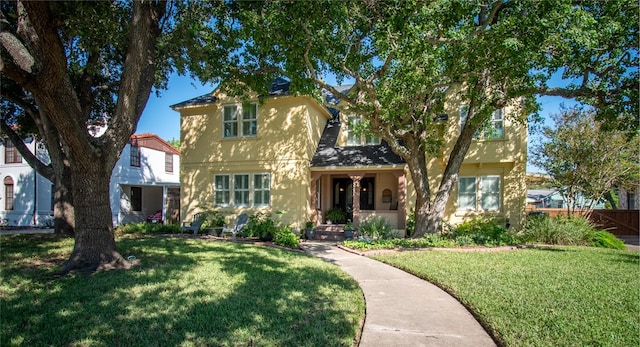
[526,207,639,235]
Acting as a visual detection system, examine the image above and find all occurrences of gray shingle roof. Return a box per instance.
[170,78,292,109]
[310,118,405,168]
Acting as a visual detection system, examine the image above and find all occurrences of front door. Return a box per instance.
[333,178,353,220]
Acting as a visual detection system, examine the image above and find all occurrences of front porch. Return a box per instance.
[310,169,407,230]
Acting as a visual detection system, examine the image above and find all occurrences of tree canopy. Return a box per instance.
[0,0,233,272]
[210,0,638,235]
[531,105,639,215]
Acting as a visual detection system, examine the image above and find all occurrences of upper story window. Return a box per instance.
[165,153,173,173]
[130,144,140,167]
[223,103,258,138]
[4,139,22,164]
[459,106,504,140]
[346,115,380,146]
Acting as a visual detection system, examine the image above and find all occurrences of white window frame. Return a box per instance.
[457,175,501,212]
[346,115,380,146]
[459,106,504,140]
[223,105,239,138]
[234,174,250,207]
[214,175,231,207]
[223,103,258,139]
[242,103,258,137]
[253,173,270,207]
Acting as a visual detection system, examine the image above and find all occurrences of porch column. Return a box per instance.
[349,174,362,226]
[310,173,322,225]
[395,171,407,230]
[162,185,168,225]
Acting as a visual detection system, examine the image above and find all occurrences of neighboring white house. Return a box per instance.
[0,133,180,227]
[527,189,605,210]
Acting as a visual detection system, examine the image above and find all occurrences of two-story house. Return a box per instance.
[172,79,527,233]
[0,133,180,227]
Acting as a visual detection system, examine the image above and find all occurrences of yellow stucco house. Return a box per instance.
[172,79,527,233]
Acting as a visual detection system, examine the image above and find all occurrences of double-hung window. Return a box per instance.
[346,115,380,146]
[223,105,239,138]
[242,104,257,137]
[459,106,504,140]
[165,153,174,173]
[234,174,250,207]
[457,175,501,211]
[4,139,22,164]
[214,173,270,207]
[223,103,258,138]
[214,175,231,206]
[130,144,140,167]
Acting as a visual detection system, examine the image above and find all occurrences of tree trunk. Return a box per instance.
[52,171,75,236]
[403,143,432,237]
[59,162,126,274]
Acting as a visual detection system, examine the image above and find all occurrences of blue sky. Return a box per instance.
[138,72,576,173]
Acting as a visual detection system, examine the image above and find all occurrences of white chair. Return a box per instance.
[221,213,249,239]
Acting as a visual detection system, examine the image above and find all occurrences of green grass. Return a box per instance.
[372,247,640,347]
[0,234,365,346]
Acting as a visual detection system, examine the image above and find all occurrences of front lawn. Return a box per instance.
[0,234,365,347]
[373,247,639,347]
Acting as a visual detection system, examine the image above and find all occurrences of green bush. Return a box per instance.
[116,223,180,235]
[523,215,594,246]
[326,208,347,224]
[405,208,415,238]
[359,215,393,239]
[243,212,278,240]
[450,216,515,246]
[201,210,225,229]
[273,226,300,248]
[586,230,626,250]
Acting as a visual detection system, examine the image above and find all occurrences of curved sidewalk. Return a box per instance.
[301,241,496,347]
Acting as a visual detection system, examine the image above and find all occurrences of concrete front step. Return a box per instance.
[312,224,350,241]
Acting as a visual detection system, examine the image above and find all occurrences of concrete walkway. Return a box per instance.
[301,241,496,347]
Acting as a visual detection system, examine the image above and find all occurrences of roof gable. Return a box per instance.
[130,134,180,155]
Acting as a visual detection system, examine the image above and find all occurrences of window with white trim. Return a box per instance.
[253,173,270,207]
[242,104,258,137]
[234,174,250,207]
[346,115,380,146]
[214,173,270,208]
[214,175,230,206]
[457,175,501,211]
[223,103,258,138]
[459,106,504,140]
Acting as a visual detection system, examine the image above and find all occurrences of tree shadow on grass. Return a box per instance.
[1,236,363,346]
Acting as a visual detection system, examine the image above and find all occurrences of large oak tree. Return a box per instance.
[216,0,638,236]
[0,1,232,273]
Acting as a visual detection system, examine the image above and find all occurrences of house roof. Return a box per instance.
[170,78,293,109]
[130,133,180,155]
[310,118,405,168]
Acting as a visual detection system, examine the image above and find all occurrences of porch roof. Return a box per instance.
[310,119,406,168]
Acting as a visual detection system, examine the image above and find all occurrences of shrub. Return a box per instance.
[451,216,515,246]
[116,223,180,235]
[586,231,626,250]
[523,215,606,246]
[405,208,415,238]
[201,210,225,229]
[359,215,393,239]
[244,212,278,240]
[273,226,300,248]
[326,208,347,224]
